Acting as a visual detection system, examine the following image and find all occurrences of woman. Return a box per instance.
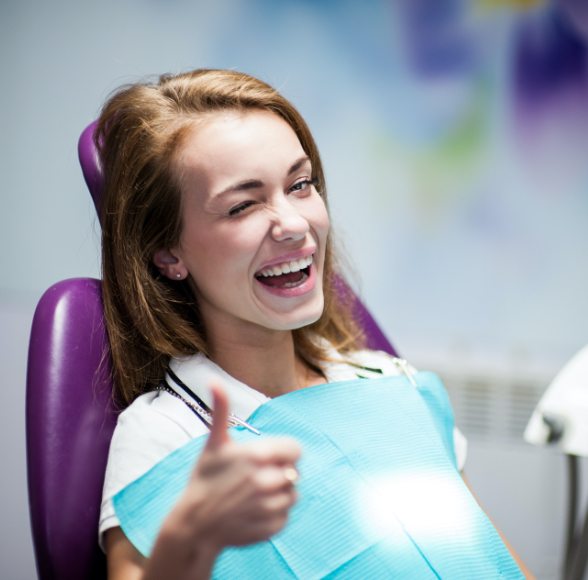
[97,69,530,578]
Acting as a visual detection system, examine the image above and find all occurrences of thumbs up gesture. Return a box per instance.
[172,384,301,551]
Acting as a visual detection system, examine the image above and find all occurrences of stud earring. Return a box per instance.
[176,273,182,279]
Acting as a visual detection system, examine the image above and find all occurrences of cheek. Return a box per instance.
[188,225,263,279]
[312,198,330,238]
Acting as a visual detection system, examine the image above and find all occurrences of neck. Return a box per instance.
[207,328,323,397]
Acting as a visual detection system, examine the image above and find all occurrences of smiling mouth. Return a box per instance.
[255,255,313,288]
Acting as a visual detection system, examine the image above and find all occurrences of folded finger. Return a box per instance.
[252,465,299,493]
[258,488,298,515]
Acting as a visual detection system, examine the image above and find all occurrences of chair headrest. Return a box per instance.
[77,121,104,223]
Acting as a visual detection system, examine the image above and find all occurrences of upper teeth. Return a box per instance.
[258,255,313,277]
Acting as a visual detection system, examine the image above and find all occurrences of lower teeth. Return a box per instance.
[257,270,308,288]
[283,276,306,288]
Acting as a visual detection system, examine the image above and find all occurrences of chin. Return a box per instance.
[276,301,325,331]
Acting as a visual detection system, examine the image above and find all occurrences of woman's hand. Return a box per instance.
[143,383,301,579]
[178,383,300,547]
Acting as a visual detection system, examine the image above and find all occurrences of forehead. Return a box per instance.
[174,110,306,190]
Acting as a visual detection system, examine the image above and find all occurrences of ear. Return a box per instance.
[153,249,187,281]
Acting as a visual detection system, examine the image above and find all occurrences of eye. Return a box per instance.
[228,200,256,216]
[289,177,318,194]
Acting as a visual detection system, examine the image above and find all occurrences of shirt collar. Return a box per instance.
[167,354,268,420]
[166,344,382,419]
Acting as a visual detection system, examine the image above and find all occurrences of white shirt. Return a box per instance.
[99,349,467,546]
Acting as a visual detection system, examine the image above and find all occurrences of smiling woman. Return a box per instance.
[98,70,355,407]
[95,69,530,579]
[154,110,330,347]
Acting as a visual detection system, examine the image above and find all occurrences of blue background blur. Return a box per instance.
[2,1,587,577]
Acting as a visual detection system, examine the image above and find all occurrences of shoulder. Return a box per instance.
[349,349,417,376]
[100,388,209,543]
[104,389,208,491]
[114,389,205,443]
[325,346,468,471]
[323,347,415,382]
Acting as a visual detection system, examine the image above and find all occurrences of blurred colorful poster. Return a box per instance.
[172,0,588,363]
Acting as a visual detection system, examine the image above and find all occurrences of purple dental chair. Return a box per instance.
[25,121,397,580]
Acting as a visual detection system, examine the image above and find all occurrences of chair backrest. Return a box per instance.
[26,121,397,580]
[26,278,115,580]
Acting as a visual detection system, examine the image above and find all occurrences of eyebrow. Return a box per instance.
[216,156,311,196]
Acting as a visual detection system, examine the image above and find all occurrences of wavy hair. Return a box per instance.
[97,69,363,406]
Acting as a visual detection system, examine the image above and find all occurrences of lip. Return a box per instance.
[255,246,316,274]
[254,260,317,298]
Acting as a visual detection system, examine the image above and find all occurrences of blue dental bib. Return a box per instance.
[114,373,523,579]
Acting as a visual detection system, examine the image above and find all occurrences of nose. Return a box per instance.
[270,199,309,242]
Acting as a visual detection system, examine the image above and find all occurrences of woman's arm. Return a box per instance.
[462,474,535,579]
[494,525,535,580]
[106,384,300,579]
[105,528,146,580]
[105,522,219,580]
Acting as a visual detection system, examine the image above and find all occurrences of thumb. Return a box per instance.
[205,383,231,450]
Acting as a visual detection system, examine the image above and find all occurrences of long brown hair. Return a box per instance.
[97,68,363,407]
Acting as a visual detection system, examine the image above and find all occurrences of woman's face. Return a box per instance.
[166,110,330,342]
